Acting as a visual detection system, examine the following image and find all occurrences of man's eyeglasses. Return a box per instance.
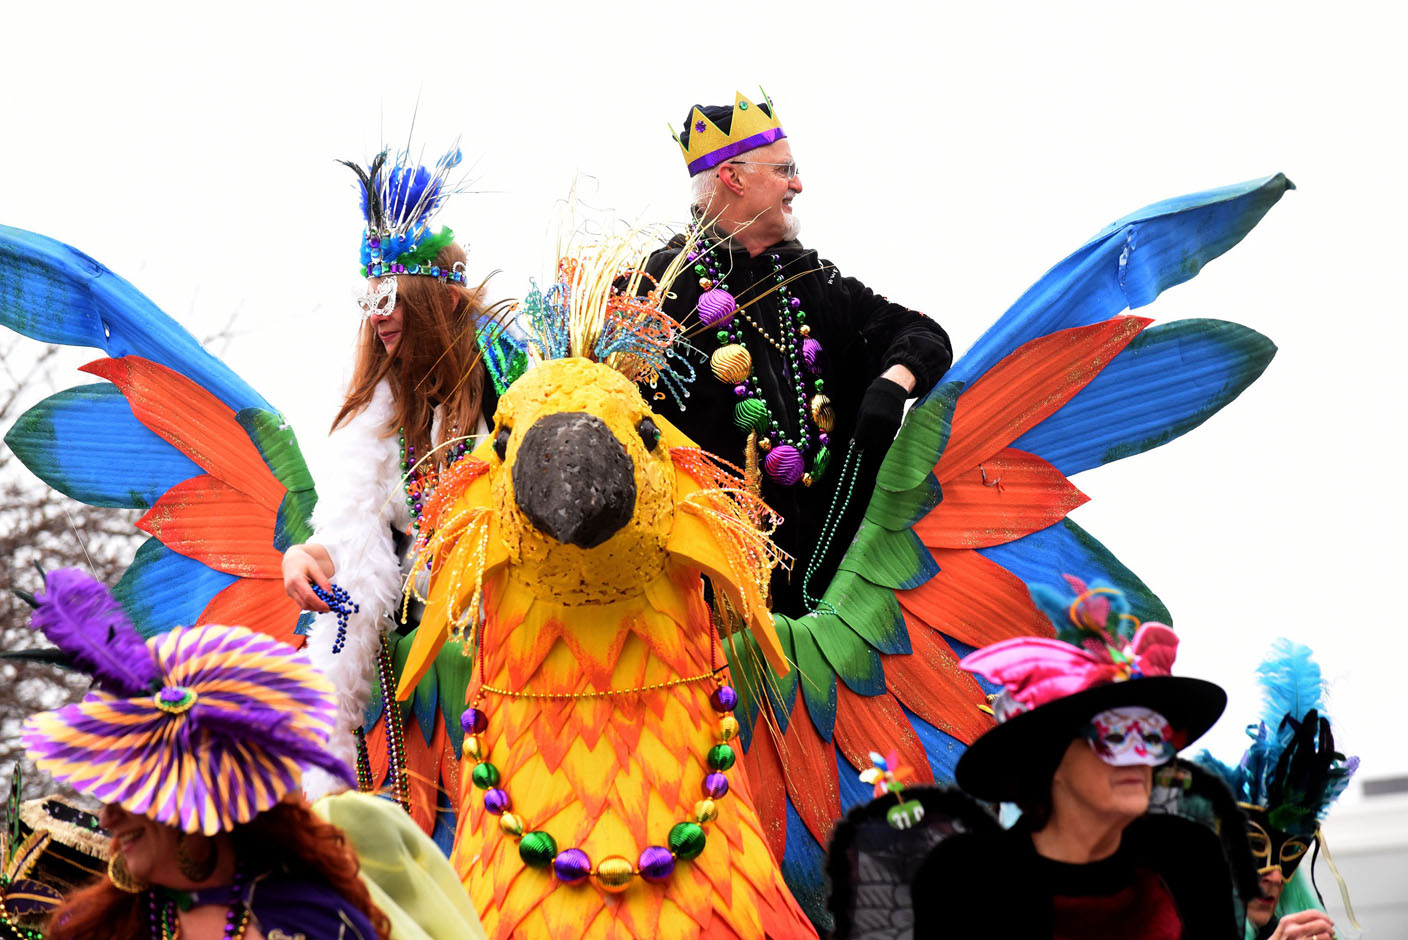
[727,160,800,181]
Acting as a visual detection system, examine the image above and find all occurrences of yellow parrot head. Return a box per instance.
[488,356,680,605]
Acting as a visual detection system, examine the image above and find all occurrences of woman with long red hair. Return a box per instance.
[279,145,524,793]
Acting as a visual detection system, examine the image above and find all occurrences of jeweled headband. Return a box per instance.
[19,570,354,835]
[341,143,471,284]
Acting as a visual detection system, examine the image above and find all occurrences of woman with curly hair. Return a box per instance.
[51,799,390,940]
[19,567,392,940]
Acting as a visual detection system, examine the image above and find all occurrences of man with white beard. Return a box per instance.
[642,90,952,619]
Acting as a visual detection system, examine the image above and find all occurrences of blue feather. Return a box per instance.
[1257,638,1326,732]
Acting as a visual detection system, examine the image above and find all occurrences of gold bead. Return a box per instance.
[694,799,719,824]
[699,277,713,290]
[802,473,814,487]
[592,855,636,893]
[499,813,524,837]
[717,715,739,741]
[709,344,752,384]
[799,324,811,336]
[810,394,835,433]
[758,438,772,452]
[464,736,484,760]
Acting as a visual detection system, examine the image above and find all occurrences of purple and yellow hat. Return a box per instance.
[674,90,786,178]
[19,569,354,836]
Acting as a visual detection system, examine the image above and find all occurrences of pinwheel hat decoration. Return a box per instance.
[954,574,1226,803]
[19,569,354,836]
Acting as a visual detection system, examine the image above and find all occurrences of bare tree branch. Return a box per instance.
[1,338,143,800]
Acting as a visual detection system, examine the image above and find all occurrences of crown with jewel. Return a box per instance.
[340,143,471,284]
[674,90,786,178]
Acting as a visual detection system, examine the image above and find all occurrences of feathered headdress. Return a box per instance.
[19,569,354,835]
[341,143,469,283]
[1198,639,1358,834]
[967,574,1182,719]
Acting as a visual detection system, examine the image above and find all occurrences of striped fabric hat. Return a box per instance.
[19,569,354,835]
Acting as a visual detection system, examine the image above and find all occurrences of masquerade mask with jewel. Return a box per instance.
[355,275,398,319]
[341,143,470,284]
[674,89,786,178]
[1084,706,1176,766]
[18,569,355,835]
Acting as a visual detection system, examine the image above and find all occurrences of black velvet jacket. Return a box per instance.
[911,815,1241,939]
[643,234,951,617]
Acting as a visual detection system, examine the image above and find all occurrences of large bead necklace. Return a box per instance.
[690,234,832,487]
[459,639,742,894]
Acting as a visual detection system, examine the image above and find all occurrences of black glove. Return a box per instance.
[851,376,908,453]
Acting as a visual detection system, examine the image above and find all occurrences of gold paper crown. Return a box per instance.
[674,90,786,177]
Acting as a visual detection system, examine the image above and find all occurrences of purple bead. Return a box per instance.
[710,685,738,712]
[734,384,747,397]
[460,708,487,734]
[819,433,830,446]
[789,296,801,310]
[802,337,823,371]
[484,788,511,815]
[369,238,381,248]
[702,772,730,798]
[158,686,185,704]
[697,288,738,328]
[764,444,805,485]
[553,848,592,885]
[638,845,676,883]
[686,251,699,262]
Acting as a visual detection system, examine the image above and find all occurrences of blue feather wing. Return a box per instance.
[944,173,1292,389]
[0,225,270,412]
[5,383,201,508]
[112,539,238,638]
[1011,319,1277,476]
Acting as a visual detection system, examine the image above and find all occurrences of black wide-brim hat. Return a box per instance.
[955,675,1227,804]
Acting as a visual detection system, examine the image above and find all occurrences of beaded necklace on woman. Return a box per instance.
[689,230,834,488]
[147,866,250,940]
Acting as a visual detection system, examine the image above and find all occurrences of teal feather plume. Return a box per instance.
[1257,638,1326,733]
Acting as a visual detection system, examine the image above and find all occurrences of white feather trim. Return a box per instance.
[303,380,409,798]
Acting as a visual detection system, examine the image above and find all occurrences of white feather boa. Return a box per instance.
[302,381,409,799]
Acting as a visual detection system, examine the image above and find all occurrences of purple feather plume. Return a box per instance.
[30,569,159,696]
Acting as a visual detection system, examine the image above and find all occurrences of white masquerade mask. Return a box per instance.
[355,276,398,319]
[1083,706,1175,766]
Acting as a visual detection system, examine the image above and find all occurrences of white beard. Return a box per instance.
[782,211,801,242]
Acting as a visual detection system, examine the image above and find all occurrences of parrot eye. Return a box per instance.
[636,417,661,452]
[494,426,511,461]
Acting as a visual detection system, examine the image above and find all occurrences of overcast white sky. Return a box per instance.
[5,1,1405,798]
